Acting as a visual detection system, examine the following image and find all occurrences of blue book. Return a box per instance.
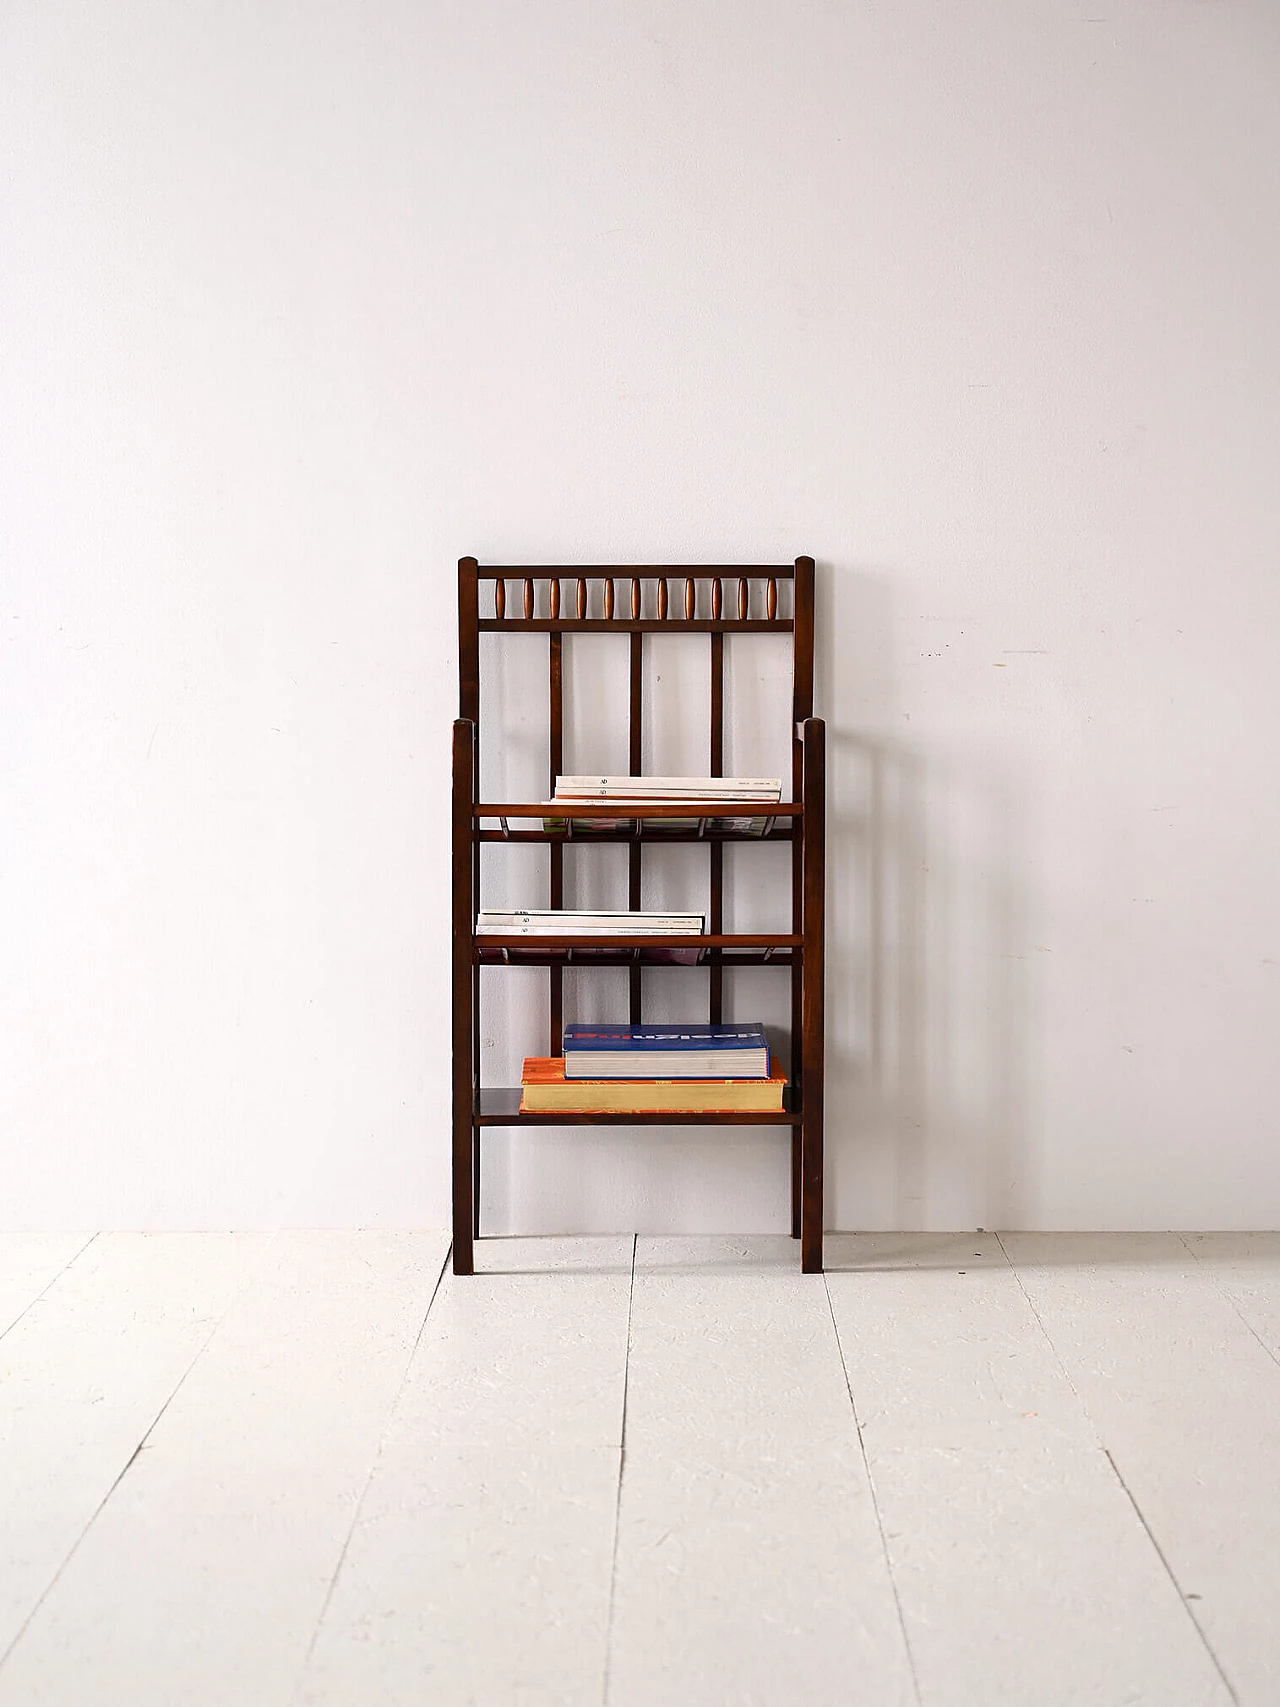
[562,1022,770,1080]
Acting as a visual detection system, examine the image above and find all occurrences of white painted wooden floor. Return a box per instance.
[1,1233,1278,1705]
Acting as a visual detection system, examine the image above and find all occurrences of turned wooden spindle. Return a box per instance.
[767,576,778,620]
[657,578,669,620]
[549,577,560,619]
[684,577,695,620]
[576,577,587,620]
[523,578,534,620]
[630,577,641,619]
[711,577,722,619]
[494,578,506,620]
[604,578,615,619]
[737,577,749,620]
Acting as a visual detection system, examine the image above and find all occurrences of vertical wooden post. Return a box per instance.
[709,625,724,1024]
[452,716,476,1276]
[549,628,564,1054]
[629,625,643,1023]
[790,556,815,1237]
[800,716,825,1274]
[457,558,481,1251]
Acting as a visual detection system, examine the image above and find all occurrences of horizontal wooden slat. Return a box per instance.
[478,828,795,844]
[476,947,796,968]
[478,619,792,634]
[476,802,802,818]
[477,565,795,578]
[476,933,800,949]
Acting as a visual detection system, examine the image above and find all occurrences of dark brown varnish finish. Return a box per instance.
[453,558,826,1274]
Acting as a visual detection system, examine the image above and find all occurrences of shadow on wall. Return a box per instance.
[818,567,1039,1232]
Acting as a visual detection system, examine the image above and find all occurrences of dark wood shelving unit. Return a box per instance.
[452,557,826,1273]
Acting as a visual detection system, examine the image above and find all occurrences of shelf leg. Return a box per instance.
[452,715,476,1276]
[800,712,825,1274]
[473,1130,481,1240]
[790,1131,802,1240]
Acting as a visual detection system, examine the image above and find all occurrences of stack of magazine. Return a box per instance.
[520,1022,786,1114]
[543,775,783,836]
[476,909,705,964]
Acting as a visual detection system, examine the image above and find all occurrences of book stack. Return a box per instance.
[544,775,783,836]
[476,909,705,964]
[519,1022,786,1114]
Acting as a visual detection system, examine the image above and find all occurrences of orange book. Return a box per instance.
[519,1057,787,1114]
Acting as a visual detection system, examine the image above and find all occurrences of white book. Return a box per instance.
[477,910,704,935]
[555,775,782,799]
[478,909,702,924]
[477,924,703,937]
[477,924,703,936]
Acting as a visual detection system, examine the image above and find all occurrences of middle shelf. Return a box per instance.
[475,933,801,966]
[475,800,803,843]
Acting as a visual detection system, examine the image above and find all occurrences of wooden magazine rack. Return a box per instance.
[452,557,826,1272]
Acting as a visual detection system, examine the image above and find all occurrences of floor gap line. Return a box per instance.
[0,1231,277,1676]
[601,1232,637,1707]
[823,1274,922,1707]
[1102,1446,1239,1704]
[0,1232,100,1346]
[994,1231,1089,1408]
[289,1236,454,1701]
[1178,1232,1280,1373]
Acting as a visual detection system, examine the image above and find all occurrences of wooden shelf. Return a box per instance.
[476,933,799,966]
[476,801,799,843]
[479,827,795,844]
[477,802,804,817]
[475,1087,802,1126]
[453,557,826,1275]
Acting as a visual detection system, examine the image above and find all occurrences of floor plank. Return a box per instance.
[0,1232,266,1665]
[1185,1230,1280,1362]
[388,1234,636,1452]
[607,1236,915,1707]
[871,1437,1230,1707]
[0,1230,448,1707]
[0,1234,95,1341]
[1004,1232,1280,1707]
[827,1234,1232,1707]
[297,1236,633,1707]
[825,1233,1092,1452]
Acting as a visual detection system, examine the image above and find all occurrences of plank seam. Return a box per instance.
[0,1232,99,1345]
[0,1231,277,1675]
[822,1275,923,1707]
[993,1232,1089,1408]
[999,1235,1240,1705]
[601,1232,637,1707]
[1178,1232,1280,1373]
[290,1234,454,1700]
[1101,1447,1240,1705]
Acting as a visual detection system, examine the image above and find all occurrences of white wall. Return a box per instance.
[4,0,1279,1232]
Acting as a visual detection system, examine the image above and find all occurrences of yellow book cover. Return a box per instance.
[519,1058,786,1114]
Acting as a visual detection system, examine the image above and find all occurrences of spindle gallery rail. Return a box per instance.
[478,567,793,631]
[452,556,826,1274]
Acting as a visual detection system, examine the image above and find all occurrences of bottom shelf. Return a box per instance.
[474,1086,802,1126]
